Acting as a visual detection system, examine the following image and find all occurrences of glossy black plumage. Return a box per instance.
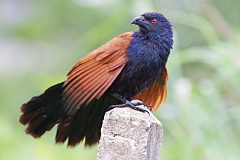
[19,12,173,147]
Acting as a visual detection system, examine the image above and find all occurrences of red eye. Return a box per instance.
[151,19,157,23]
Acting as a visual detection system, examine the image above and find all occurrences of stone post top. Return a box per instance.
[97,103,163,160]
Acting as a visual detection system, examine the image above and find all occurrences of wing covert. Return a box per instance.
[63,32,134,114]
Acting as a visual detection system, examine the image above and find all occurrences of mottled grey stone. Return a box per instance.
[97,102,163,160]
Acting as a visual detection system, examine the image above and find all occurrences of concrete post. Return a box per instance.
[97,103,163,160]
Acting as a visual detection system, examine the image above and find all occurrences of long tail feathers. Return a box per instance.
[19,82,66,138]
[19,83,119,146]
[56,94,119,146]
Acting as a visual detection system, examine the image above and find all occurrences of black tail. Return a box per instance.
[56,94,120,146]
[20,82,121,146]
[19,82,66,138]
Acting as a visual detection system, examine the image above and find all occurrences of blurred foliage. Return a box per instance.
[0,0,239,159]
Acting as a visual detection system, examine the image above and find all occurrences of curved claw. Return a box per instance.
[109,100,150,115]
[130,100,153,111]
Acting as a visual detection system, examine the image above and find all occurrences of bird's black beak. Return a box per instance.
[131,16,145,25]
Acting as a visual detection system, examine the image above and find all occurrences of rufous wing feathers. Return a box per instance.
[62,32,134,115]
[132,67,168,111]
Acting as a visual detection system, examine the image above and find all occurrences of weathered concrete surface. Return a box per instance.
[97,103,163,160]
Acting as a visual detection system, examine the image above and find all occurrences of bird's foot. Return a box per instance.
[130,100,153,111]
[109,99,151,114]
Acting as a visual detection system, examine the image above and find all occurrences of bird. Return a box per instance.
[19,12,173,147]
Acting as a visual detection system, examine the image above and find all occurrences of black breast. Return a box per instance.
[108,33,168,99]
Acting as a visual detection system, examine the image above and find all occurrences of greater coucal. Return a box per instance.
[19,12,173,147]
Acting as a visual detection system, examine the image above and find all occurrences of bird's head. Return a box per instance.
[131,12,172,36]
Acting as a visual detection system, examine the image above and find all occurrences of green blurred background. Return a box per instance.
[0,0,240,159]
